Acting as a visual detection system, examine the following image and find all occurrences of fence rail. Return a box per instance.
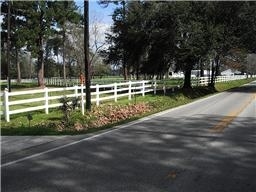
[1,80,156,122]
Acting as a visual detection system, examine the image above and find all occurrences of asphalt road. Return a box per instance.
[1,81,256,192]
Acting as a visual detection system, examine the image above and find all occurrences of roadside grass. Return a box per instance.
[215,78,254,92]
[1,78,255,136]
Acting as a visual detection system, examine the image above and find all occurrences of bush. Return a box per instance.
[59,96,80,123]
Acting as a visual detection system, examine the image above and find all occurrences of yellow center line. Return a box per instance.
[210,93,256,133]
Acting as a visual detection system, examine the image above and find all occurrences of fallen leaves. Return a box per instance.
[90,103,152,127]
[55,102,152,132]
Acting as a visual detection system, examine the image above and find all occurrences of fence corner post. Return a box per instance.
[96,84,100,106]
[4,88,10,122]
[44,87,49,114]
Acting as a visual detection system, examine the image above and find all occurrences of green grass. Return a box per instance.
[1,78,255,136]
[215,78,254,92]
[0,82,38,91]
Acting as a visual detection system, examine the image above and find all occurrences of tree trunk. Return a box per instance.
[29,53,32,79]
[200,59,204,77]
[208,59,215,87]
[209,55,219,88]
[215,56,220,76]
[136,63,139,80]
[63,28,67,86]
[183,64,193,89]
[37,48,44,87]
[123,62,128,80]
[7,0,11,92]
[36,7,45,87]
[16,48,21,83]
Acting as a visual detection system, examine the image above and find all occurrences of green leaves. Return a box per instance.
[103,1,256,86]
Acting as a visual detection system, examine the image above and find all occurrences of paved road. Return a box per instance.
[1,81,256,192]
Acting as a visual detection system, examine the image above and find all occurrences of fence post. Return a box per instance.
[4,88,10,122]
[96,84,100,106]
[142,80,145,96]
[199,77,202,85]
[163,84,166,96]
[81,84,84,115]
[114,83,117,102]
[44,87,49,114]
[153,80,157,95]
[128,81,132,100]
[74,85,78,98]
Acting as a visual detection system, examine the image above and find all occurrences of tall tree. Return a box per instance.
[238,2,256,54]
[174,2,208,89]
[1,1,27,88]
[93,1,256,87]
[53,1,80,85]
[103,1,130,80]
[20,1,56,87]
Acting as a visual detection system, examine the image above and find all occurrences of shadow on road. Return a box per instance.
[225,82,256,94]
[2,113,256,192]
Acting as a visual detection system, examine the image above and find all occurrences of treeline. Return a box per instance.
[1,1,256,89]
[1,1,112,87]
[102,1,256,88]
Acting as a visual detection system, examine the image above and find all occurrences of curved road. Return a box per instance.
[1,81,256,192]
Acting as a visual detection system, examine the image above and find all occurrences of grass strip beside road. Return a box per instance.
[1,78,255,136]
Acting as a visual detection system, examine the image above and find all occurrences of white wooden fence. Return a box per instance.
[0,77,127,87]
[1,75,254,87]
[195,75,248,86]
[1,75,255,122]
[1,80,156,122]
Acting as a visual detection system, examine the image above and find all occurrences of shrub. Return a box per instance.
[59,96,80,123]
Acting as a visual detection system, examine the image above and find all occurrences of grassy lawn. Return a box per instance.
[1,78,255,136]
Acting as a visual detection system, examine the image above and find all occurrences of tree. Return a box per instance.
[237,2,256,54]
[1,1,81,87]
[247,54,256,76]
[173,2,208,89]
[103,1,130,80]
[142,2,176,79]
[18,1,57,87]
[52,1,80,85]
[103,1,176,80]
[1,1,28,87]
[65,23,85,75]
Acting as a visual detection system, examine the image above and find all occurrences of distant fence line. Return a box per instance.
[1,75,255,122]
[0,75,254,87]
[0,77,127,87]
[194,75,251,86]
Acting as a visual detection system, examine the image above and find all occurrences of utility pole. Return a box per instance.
[84,0,91,111]
[7,0,11,92]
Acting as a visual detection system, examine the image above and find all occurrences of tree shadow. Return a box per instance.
[225,83,256,94]
[2,113,256,192]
